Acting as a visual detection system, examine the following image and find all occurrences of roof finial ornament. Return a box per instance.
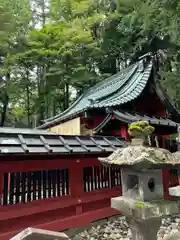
[138,53,152,72]
[138,59,145,72]
[138,52,152,60]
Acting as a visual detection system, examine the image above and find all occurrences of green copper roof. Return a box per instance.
[38,55,153,129]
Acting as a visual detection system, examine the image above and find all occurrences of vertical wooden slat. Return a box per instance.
[101,166,105,188]
[116,168,121,186]
[48,170,52,198]
[21,172,27,203]
[15,172,21,204]
[97,167,101,189]
[119,168,121,186]
[110,167,115,188]
[94,167,97,190]
[9,173,15,204]
[52,170,56,198]
[3,173,8,205]
[32,172,37,201]
[107,167,110,188]
[61,169,65,195]
[87,168,91,192]
[57,169,61,196]
[83,168,87,192]
[37,171,42,200]
[114,168,116,187]
[27,172,31,202]
[65,169,69,195]
[114,168,117,186]
[90,167,94,191]
[42,171,47,199]
[104,167,107,188]
[113,167,116,187]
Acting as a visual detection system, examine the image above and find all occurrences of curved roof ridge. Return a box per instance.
[90,64,138,102]
[93,61,152,108]
[88,63,136,96]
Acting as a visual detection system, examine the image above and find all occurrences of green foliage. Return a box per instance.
[1,0,180,127]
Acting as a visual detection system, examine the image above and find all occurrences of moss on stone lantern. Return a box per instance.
[128,120,155,138]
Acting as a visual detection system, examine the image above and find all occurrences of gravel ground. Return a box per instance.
[72,216,180,240]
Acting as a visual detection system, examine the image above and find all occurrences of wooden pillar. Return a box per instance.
[69,159,84,214]
[162,169,178,200]
[162,169,171,200]
[120,124,128,140]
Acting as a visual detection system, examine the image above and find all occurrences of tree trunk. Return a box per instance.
[37,65,47,125]
[64,82,69,110]
[0,72,10,126]
[41,0,46,27]
[0,92,9,126]
[53,98,57,116]
[26,69,31,127]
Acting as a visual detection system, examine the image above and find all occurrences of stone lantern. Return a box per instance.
[99,121,180,240]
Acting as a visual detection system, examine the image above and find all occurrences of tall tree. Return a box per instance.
[5,0,180,127]
[0,0,32,126]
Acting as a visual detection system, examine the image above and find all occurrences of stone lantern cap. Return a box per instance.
[99,145,180,169]
[99,121,180,169]
[99,121,180,204]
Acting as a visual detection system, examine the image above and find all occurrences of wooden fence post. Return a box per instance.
[69,159,84,214]
[162,169,178,200]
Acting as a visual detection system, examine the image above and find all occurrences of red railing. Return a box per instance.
[0,155,178,239]
[0,157,121,240]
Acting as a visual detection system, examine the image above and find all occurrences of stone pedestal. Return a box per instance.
[111,196,180,240]
[126,217,161,240]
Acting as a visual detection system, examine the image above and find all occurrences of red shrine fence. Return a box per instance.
[0,157,122,240]
[0,157,178,240]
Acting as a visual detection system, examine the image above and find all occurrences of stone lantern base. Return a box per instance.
[111,196,180,240]
[126,217,161,240]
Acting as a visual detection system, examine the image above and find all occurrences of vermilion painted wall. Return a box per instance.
[0,157,121,240]
[82,116,106,129]
[136,91,167,117]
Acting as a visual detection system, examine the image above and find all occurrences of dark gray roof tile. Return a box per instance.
[0,128,125,155]
[0,127,56,135]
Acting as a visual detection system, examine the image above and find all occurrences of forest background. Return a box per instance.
[0,0,180,128]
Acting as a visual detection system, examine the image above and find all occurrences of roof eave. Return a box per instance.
[36,109,86,129]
